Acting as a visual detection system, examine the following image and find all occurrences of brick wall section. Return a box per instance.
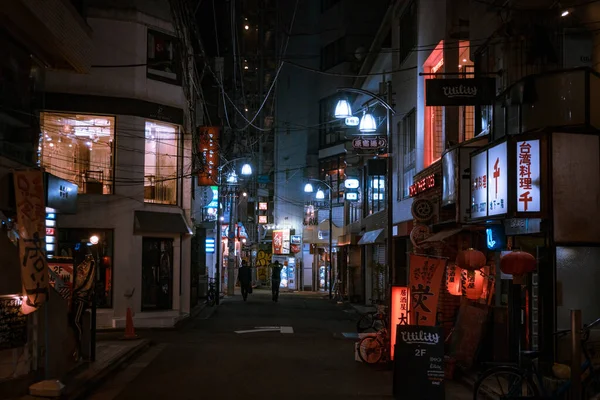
[412,160,461,338]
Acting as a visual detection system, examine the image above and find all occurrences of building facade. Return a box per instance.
[40,0,194,328]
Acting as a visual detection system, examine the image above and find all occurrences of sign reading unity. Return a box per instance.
[393,325,445,399]
[408,254,447,326]
[13,170,49,314]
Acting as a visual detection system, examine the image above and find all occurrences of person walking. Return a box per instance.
[238,260,252,302]
[271,260,283,302]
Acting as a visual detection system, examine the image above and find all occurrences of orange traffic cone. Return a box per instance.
[122,307,139,340]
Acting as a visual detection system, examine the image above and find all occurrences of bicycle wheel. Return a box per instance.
[358,336,383,364]
[357,313,375,332]
[473,366,539,400]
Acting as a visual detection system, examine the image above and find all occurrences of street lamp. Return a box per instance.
[304,177,334,299]
[334,99,352,119]
[215,158,253,301]
[334,83,395,294]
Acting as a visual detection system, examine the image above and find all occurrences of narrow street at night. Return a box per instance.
[87,291,472,400]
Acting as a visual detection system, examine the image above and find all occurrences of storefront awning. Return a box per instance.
[421,228,463,243]
[134,211,192,235]
[357,228,385,245]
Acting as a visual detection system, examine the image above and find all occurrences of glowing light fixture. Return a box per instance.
[241,163,252,176]
[315,189,325,200]
[89,235,99,245]
[561,9,569,17]
[334,99,352,119]
[359,112,377,133]
[244,25,249,30]
[303,183,314,193]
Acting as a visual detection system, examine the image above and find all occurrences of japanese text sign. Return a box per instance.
[516,140,541,212]
[390,286,411,360]
[272,229,290,255]
[197,127,220,186]
[487,141,508,216]
[48,262,74,308]
[409,255,447,327]
[13,169,49,314]
[470,151,488,218]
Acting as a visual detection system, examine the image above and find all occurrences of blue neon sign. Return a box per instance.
[205,238,215,253]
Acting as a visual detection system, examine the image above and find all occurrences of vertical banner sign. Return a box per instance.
[409,255,447,326]
[487,142,508,216]
[13,170,49,314]
[272,230,284,254]
[197,127,220,186]
[516,140,541,212]
[393,325,445,400]
[390,286,411,360]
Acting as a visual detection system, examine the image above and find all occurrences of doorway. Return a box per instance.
[142,238,174,310]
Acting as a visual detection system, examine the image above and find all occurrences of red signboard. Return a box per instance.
[409,174,436,197]
[197,127,220,186]
[390,286,411,360]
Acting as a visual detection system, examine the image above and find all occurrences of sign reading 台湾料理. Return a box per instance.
[516,140,541,212]
[393,325,445,400]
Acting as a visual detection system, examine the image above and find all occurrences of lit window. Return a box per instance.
[40,113,115,194]
[144,121,179,205]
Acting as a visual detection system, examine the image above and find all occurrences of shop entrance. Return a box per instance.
[142,238,174,310]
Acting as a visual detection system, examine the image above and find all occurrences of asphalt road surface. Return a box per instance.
[89,289,473,400]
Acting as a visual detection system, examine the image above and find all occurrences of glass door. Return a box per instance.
[142,238,174,310]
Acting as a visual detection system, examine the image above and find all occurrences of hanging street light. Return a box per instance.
[303,183,314,193]
[241,163,252,176]
[359,111,377,133]
[315,189,325,200]
[334,99,352,119]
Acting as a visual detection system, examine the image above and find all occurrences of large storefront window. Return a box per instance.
[40,113,115,194]
[144,121,179,205]
[56,228,114,308]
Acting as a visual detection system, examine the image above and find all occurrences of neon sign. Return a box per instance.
[409,174,436,197]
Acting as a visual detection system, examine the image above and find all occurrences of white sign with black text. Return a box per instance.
[470,151,488,219]
[516,140,541,212]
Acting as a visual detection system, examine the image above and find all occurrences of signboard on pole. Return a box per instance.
[425,78,496,106]
[393,325,445,399]
[408,255,447,326]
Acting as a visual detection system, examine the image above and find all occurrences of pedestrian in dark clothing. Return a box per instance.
[238,260,252,301]
[271,260,283,302]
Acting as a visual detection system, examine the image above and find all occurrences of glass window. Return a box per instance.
[40,113,115,194]
[402,109,416,199]
[147,29,181,85]
[56,228,114,308]
[144,121,179,205]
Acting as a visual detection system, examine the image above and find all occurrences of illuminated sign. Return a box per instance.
[390,286,410,360]
[205,238,215,253]
[352,137,387,150]
[344,178,359,189]
[345,116,359,126]
[485,225,505,251]
[197,127,220,186]
[488,141,508,216]
[345,192,358,201]
[258,202,268,210]
[258,215,267,224]
[516,140,541,212]
[470,141,508,218]
[409,174,436,197]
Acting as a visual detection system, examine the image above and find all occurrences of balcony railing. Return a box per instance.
[494,67,600,138]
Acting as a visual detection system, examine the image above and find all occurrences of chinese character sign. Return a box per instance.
[409,255,447,326]
[13,170,49,314]
[470,151,488,218]
[197,127,220,186]
[48,262,74,308]
[487,141,508,216]
[390,286,411,360]
[516,140,541,212]
[272,229,290,255]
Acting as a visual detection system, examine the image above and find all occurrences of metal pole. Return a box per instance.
[571,309,582,399]
[215,181,221,305]
[385,80,394,289]
[228,191,236,296]
[328,176,333,300]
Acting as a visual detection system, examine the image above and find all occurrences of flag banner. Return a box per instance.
[408,254,447,326]
[13,170,49,314]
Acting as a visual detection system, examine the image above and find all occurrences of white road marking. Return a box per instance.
[234,326,294,334]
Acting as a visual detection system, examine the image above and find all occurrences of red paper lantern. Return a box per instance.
[500,251,536,276]
[446,264,462,296]
[456,248,486,271]
[462,269,485,300]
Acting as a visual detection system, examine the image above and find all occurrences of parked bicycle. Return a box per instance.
[473,316,600,399]
[206,277,217,306]
[357,324,390,364]
[357,299,388,333]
